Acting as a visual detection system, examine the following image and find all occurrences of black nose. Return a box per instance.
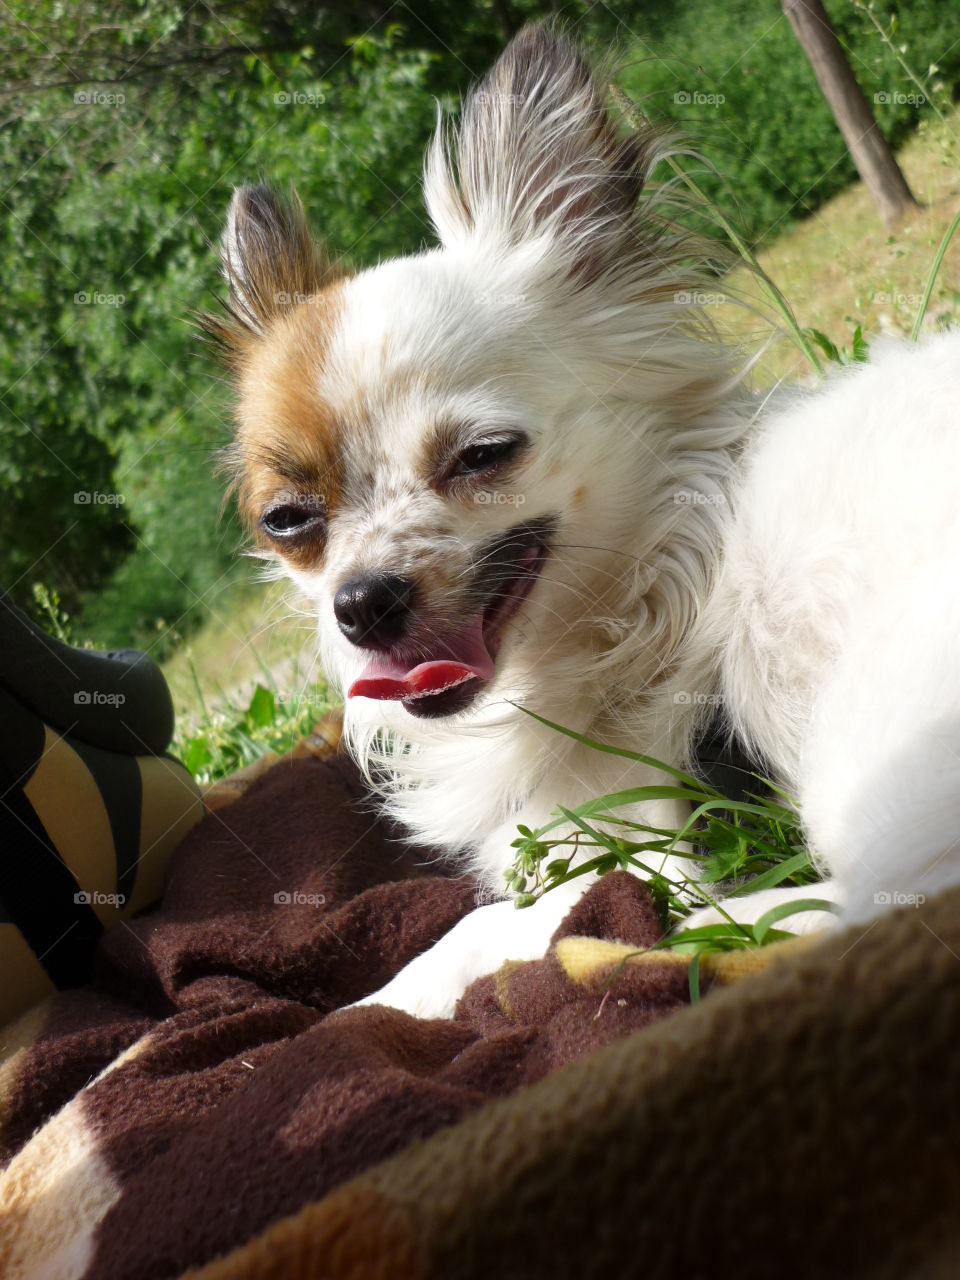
[333,574,415,649]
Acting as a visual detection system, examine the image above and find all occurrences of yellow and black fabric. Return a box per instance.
[0,595,203,1026]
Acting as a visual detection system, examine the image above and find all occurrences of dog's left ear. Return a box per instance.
[425,26,654,280]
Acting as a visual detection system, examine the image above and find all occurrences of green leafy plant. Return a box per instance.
[31,583,75,644]
[806,323,870,366]
[505,709,838,999]
[0,16,443,647]
[174,664,332,786]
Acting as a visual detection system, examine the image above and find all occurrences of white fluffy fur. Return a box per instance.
[226,29,960,1017]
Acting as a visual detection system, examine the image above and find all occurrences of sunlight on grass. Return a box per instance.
[719,108,960,386]
[160,577,319,718]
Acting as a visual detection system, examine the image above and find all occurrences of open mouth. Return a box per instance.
[347,519,555,718]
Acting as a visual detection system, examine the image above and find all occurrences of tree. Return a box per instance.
[782,0,918,225]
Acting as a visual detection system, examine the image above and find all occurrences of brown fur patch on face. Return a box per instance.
[231,282,346,571]
[201,184,355,570]
[416,421,533,506]
[416,420,465,485]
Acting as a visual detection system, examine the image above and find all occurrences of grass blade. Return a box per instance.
[688,950,702,1002]
[752,897,841,945]
[609,84,825,377]
[726,850,814,897]
[911,206,960,341]
[513,704,721,793]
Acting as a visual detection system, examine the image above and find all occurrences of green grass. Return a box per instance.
[160,576,317,718]
[173,672,333,787]
[161,577,335,786]
[719,106,960,386]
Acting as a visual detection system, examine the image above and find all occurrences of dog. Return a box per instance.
[207,26,960,1018]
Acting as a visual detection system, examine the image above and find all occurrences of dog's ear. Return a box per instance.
[425,26,654,280]
[205,184,337,360]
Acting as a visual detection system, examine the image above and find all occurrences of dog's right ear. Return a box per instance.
[204,184,336,361]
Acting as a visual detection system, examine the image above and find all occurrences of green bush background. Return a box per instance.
[1,0,956,651]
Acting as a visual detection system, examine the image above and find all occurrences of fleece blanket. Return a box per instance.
[2,728,960,1279]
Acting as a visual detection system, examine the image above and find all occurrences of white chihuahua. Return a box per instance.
[208,27,960,1017]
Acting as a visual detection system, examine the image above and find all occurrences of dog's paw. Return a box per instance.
[350,901,520,1019]
[349,885,583,1019]
[352,958,464,1020]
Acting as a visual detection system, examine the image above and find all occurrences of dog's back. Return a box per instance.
[708,331,960,918]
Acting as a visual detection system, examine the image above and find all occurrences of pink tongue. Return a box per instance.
[347,614,494,702]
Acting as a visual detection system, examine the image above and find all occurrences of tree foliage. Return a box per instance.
[0,0,955,648]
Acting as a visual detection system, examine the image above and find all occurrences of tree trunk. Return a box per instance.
[782,0,919,225]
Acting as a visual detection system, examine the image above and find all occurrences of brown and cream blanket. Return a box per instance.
[2,733,960,1279]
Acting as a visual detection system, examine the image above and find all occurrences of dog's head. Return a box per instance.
[210,27,735,734]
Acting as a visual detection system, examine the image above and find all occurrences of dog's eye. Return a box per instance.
[260,502,325,542]
[453,438,521,475]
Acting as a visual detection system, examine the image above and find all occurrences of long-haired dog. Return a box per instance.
[207,27,960,1016]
